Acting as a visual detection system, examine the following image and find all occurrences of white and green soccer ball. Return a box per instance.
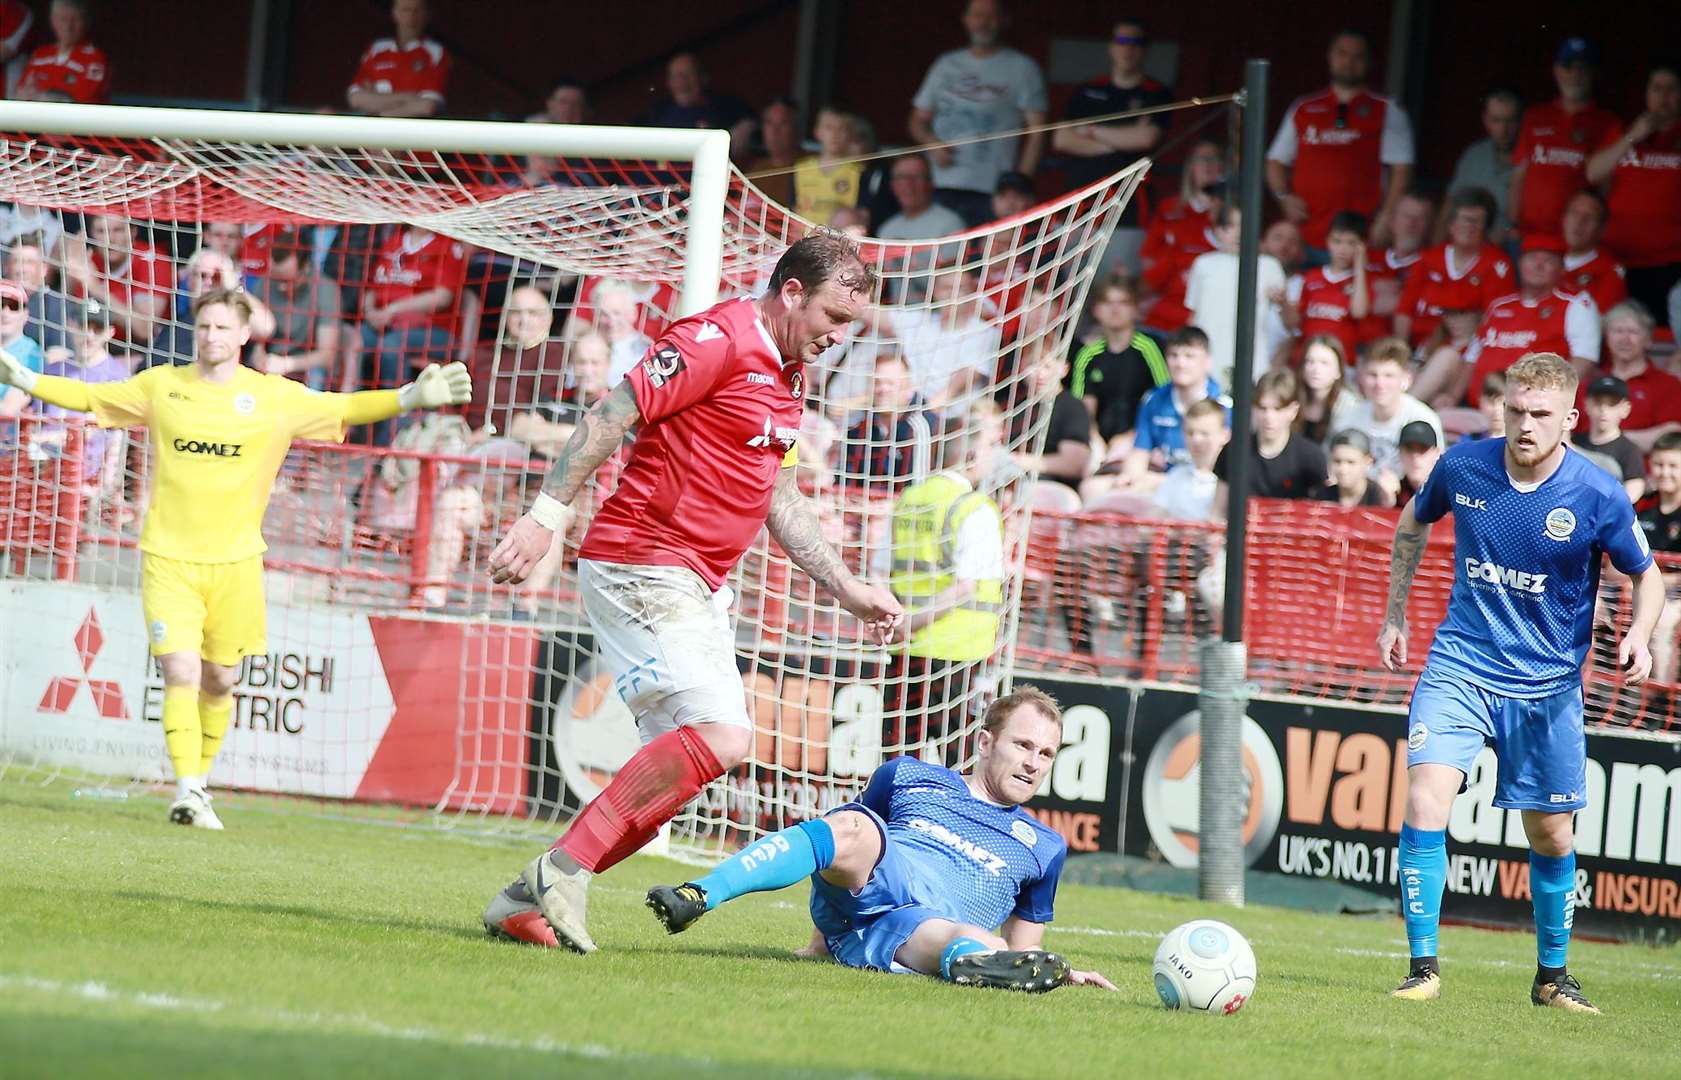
[1152,919,1257,1015]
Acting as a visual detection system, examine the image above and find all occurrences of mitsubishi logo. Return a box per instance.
[38,608,129,720]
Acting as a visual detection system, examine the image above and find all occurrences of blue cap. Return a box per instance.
[1555,37,1598,67]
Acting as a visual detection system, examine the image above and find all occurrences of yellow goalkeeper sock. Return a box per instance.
[198,692,234,780]
[162,686,202,781]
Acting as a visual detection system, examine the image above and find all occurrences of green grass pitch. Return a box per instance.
[2,775,1678,1079]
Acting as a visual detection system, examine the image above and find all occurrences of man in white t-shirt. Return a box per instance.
[870,265,1001,412]
[878,153,969,242]
[1185,204,1286,389]
[1335,336,1444,485]
[907,0,1048,228]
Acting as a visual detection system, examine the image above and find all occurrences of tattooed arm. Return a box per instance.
[765,465,903,643]
[488,382,641,584]
[1378,501,1433,670]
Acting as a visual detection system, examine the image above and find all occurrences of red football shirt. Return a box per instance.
[1559,250,1627,313]
[1465,290,1593,406]
[1512,100,1621,238]
[580,297,804,589]
[1359,246,1420,343]
[572,276,678,342]
[18,42,108,104]
[1141,198,1218,331]
[1288,266,1365,358]
[1267,88,1413,246]
[348,37,450,103]
[0,2,32,68]
[1397,243,1512,345]
[1600,363,1681,433]
[366,230,468,331]
[1599,121,1681,268]
[84,242,171,310]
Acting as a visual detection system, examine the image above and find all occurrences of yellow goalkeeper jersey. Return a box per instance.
[83,365,352,563]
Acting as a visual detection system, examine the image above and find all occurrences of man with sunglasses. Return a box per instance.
[1053,18,1172,274]
[1266,29,1415,259]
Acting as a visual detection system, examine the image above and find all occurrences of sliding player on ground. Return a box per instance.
[0,287,472,830]
[1379,352,1662,1013]
[644,687,1116,993]
[483,230,903,954]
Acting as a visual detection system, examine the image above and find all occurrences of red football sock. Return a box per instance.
[557,725,725,874]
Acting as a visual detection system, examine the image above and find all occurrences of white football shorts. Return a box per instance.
[577,558,751,741]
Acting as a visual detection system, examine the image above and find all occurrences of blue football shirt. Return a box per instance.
[1412,439,1652,697]
[856,756,1066,927]
[1133,377,1228,468]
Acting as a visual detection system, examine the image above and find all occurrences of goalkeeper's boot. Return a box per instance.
[482,877,560,948]
[1531,972,1601,1014]
[645,883,708,935]
[519,849,597,955]
[946,950,1071,993]
[168,789,222,830]
[1391,964,1441,1001]
[191,789,224,831]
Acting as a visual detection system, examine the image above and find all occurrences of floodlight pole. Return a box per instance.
[1199,58,1268,907]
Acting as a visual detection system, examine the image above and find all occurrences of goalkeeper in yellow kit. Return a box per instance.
[0,287,472,829]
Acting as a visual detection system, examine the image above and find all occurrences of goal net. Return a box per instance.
[0,102,1146,855]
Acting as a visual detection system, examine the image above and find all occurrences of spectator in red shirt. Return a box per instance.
[346,0,449,119]
[1361,190,1431,343]
[1139,140,1223,332]
[0,0,33,96]
[360,225,468,441]
[1283,211,1370,361]
[1597,299,1681,451]
[59,214,170,353]
[1587,63,1681,327]
[1394,187,1512,348]
[1557,190,1626,313]
[1508,38,1619,242]
[14,0,108,105]
[1266,29,1414,253]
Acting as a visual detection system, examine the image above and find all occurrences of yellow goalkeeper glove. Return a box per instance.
[0,345,37,392]
[397,361,472,411]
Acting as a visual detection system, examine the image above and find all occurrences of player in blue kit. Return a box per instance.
[644,687,1117,992]
[1378,352,1664,1013]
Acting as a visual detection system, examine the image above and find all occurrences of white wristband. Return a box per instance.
[396,380,419,411]
[530,492,569,530]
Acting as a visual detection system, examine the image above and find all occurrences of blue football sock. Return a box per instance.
[939,936,992,980]
[1399,824,1448,960]
[1530,850,1575,972]
[691,818,836,910]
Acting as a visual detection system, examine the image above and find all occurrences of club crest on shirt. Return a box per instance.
[1011,819,1038,847]
[789,370,804,400]
[233,392,256,415]
[1544,507,1576,541]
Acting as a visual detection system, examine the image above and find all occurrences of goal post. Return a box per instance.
[0,99,1149,859]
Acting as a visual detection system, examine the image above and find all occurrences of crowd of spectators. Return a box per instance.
[5,0,1681,626]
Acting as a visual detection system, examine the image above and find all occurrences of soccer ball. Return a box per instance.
[1151,919,1257,1015]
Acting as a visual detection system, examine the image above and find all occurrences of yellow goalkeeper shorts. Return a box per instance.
[141,553,267,667]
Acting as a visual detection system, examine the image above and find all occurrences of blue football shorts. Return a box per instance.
[808,802,962,974]
[1406,665,1587,812]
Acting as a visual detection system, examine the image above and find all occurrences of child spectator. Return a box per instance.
[794,108,863,224]
[1105,325,1226,497]
[1573,374,1647,502]
[1635,432,1681,683]
[1213,367,1326,508]
[1185,203,1286,388]
[1011,350,1091,491]
[1070,274,1166,461]
[34,299,127,493]
[1318,429,1387,507]
[1392,419,1441,506]
[1477,369,1507,439]
[1284,211,1370,360]
[0,280,40,430]
[1340,336,1443,480]
[1149,397,1228,521]
[1296,333,1356,443]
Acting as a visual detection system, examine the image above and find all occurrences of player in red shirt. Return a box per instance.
[1139,141,1222,332]
[60,213,171,351]
[1265,30,1415,249]
[1508,39,1620,241]
[481,231,903,954]
[1587,63,1681,326]
[346,0,449,118]
[1422,235,1599,408]
[1284,210,1370,360]
[1556,190,1626,313]
[14,0,108,105]
[1394,187,1512,348]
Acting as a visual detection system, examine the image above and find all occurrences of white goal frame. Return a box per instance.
[0,100,731,317]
